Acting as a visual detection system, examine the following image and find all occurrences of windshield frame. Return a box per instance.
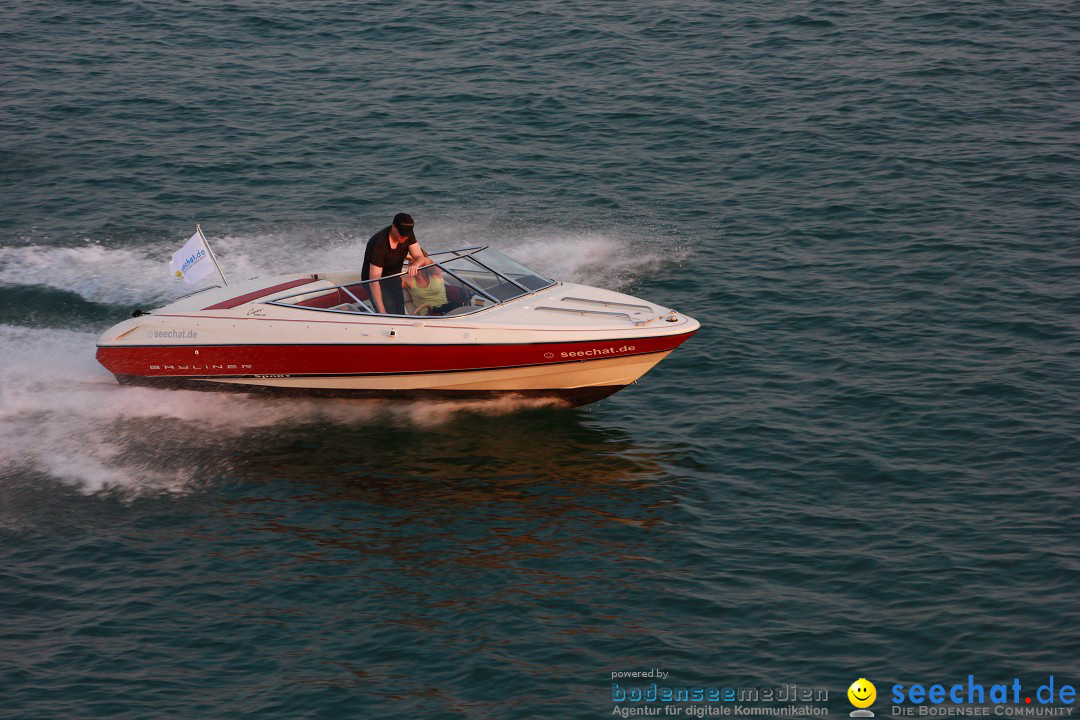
[264,246,557,319]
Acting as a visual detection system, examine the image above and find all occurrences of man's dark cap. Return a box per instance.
[392,213,416,240]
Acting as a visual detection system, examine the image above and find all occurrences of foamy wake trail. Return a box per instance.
[0,244,176,306]
[0,325,561,495]
[0,234,359,307]
[0,225,675,492]
[498,231,671,289]
[0,224,677,307]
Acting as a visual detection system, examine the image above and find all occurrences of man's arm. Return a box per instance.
[406,243,431,277]
[368,265,386,313]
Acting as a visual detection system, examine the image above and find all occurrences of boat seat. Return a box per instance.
[342,283,370,302]
[294,289,347,309]
[293,282,372,310]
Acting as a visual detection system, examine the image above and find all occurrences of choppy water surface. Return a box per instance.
[1,1,1078,718]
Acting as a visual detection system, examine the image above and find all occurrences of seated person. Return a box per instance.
[402,257,461,315]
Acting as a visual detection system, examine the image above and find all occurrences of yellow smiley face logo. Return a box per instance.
[848,678,876,708]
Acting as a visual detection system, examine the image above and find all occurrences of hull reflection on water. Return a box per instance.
[211,410,681,597]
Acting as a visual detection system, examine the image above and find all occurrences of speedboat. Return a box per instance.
[95,246,699,406]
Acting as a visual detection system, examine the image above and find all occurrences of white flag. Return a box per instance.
[169,230,216,286]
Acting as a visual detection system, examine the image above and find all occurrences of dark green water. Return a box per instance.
[1,1,1078,718]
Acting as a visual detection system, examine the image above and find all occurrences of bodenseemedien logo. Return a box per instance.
[849,678,877,717]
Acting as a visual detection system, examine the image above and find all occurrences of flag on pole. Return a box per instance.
[169,227,223,286]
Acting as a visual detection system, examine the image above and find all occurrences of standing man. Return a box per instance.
[362,212,429,315]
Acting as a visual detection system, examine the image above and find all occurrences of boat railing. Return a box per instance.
[174,284,222,300]
[532,306,671,327]
[533,297,674,327]
[533,306,641,322]
[558,296,654,312]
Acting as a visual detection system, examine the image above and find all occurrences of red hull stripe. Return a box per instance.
[201,278,318,310]
[96,331,696,377]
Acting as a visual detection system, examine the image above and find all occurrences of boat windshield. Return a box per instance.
[269,246,554,318]
[457,248,553,292]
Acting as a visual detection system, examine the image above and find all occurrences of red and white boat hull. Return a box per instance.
[95,262,700,407]
[97,333,694,405]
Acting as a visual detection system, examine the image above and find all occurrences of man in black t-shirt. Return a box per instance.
[362,212,429,314]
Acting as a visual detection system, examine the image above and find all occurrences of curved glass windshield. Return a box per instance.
[269,246,555,318]
[468,248,553,291]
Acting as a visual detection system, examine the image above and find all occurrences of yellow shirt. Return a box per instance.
[408,276,448,312]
